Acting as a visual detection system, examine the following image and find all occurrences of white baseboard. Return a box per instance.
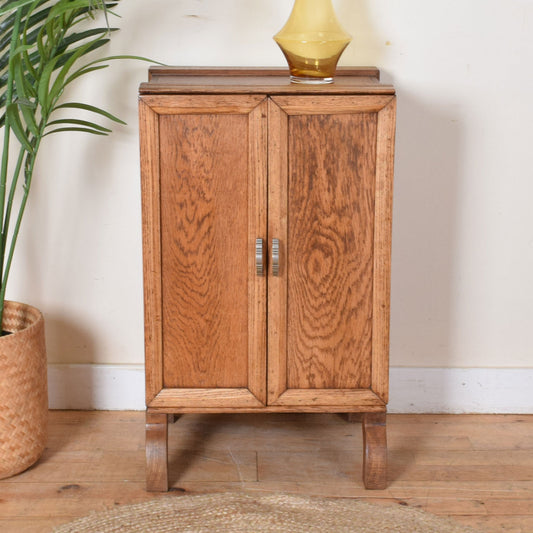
[47,364,533,413]
[389,367,532,413]
[48,364,145,411]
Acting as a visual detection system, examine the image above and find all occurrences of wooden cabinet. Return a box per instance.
[139,68,396,491]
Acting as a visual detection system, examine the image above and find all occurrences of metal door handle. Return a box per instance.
[272,238,280,276]
[256,238,264,276]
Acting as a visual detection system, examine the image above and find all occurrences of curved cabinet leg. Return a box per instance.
[362,412,387,489]
[146,412,169,492]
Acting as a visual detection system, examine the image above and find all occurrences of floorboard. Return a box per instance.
[0,412,531,532]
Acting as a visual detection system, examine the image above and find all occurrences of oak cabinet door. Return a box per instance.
[267,96,396,409]
[140,95,268,409]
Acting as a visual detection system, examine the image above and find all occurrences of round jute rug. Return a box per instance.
[52,492,480,533]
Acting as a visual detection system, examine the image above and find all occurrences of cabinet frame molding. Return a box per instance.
[267,95,396,408]
[372,96,396,403]
[140,95,268,408]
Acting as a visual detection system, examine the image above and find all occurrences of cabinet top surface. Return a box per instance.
[139,67,395,95]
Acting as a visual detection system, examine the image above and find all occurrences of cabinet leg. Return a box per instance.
[146,412,169,492]
[362,412,387,490]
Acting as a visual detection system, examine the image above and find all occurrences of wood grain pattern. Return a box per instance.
[363,412,388,489]
[140,81,395,97]
[267,99,289,404]
[140,68,394,97]
[148,66,381,79]
[270,390,385,408]
[286,110,376,390]
[149,389,265,409]
[147,406,386,414]
[145,412,168,492]
[266,95,395,411]
[140,74,396,490]
[159,112,249,388]
[371,98,396,403]
[270,95,394,115]
[139,99,163,404]
[141,95,267,404]
[2,412,531,533]
[157,101,269,393]
[247,100,268,404]
[140,94,266,115]
[148,389,385,413]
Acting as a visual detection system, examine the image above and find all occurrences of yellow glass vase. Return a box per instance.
[274,0,352,84]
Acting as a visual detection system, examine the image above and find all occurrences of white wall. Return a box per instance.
[7,1,533,409]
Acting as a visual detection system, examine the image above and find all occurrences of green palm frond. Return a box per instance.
[0,0,157,326]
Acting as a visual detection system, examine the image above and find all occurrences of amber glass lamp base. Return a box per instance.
[283,47,350,84]
[291,75,334,84]
[274,0,352,84]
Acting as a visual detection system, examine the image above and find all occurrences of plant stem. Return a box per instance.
[0,137,41,312]
[0,7,23,328]
[2,146,27,247]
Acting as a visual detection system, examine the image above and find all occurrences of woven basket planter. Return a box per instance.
[0,301,47,479]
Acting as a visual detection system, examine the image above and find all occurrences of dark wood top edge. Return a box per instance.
[140,67,395,95]
[138,84,395,96]
[148,66,380,80]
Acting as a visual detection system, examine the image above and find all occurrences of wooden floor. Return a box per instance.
[0,412,531,532]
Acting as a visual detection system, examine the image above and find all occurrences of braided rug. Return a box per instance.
[53,492,481,532]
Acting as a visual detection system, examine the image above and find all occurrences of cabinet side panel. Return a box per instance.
[372,97,396,403]
[139,99,163,404]
[159,114,249,388]
[287,113,376,389]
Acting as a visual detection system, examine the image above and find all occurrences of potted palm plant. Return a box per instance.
[0,0,148,479]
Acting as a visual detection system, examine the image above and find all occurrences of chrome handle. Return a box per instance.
[272,238,280,276]
[256,238,264,276]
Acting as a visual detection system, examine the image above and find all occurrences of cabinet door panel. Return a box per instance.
[140,95,267,407]
[268,96,395,408]
[287,112,376,390]
[160,113,249,388]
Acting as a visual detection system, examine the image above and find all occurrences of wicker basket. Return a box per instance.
[0,301,47,479]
